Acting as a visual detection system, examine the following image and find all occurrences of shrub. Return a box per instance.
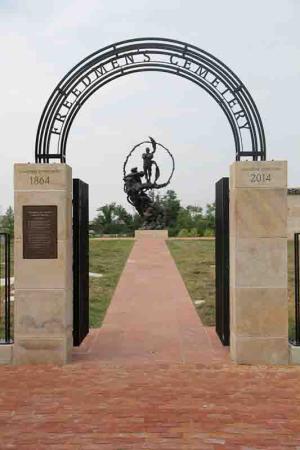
[203,228,215,237]
[189,228,198,237]
[177,228,190,237]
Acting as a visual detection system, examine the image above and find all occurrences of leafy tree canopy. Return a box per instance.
[91,191,215,237]
[0,206,14,236]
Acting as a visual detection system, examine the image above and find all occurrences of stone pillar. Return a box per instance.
[14,164,73,365]
[230,161,288,365]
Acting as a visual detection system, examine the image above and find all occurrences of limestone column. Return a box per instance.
[14,164,73,365]
[230,161,288,365]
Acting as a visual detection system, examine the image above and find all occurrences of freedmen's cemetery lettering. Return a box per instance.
[35,38,266,163]
[23,205,58,259]
[52,53,250,133]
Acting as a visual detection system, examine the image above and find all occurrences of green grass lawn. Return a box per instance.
[89,239,134,327]
[168,239,296,339]
[168,240,216,326]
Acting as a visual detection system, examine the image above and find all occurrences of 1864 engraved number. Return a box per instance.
[250,172,271,183]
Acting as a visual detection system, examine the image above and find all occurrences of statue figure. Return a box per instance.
[123,167,152,216]
[123,137,174,229]
[142,137,160,184]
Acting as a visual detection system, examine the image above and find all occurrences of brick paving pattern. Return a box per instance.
[1,237,300,449]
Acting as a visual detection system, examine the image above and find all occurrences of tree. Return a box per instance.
[90,192,215,237]
[204,203,215,231]
[114,205,133,228]
[90,203,134,235]
[91,203,115,234]
[177,208,194,230]
[0,206,14,236]
[160,190,181,234]
[186,205,203,217]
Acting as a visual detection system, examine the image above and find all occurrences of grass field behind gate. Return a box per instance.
[0,238,296,340]
[89,239,134,327]
[168,240,216,326]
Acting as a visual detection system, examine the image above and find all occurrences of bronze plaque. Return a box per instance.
[23,206,58,259]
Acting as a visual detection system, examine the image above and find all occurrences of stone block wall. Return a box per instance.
[13,164,73,365]
[230,161,288,365]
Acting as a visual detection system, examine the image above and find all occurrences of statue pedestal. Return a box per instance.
[135,230,168,240]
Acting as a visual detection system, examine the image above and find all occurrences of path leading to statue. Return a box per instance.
[74,236,228,364]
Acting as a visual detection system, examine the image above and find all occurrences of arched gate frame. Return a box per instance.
[35,37,266,163]
[12,37,290,368]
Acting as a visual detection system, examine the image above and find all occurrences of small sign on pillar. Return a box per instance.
[23,205,58,259]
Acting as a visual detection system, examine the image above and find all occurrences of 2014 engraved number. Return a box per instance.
[250,173,271,183]
[30,176,50,185]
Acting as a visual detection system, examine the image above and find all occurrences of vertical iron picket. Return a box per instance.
[293,233,300,345]
[215,178,230,346]
[73,179,89,346]
[0,233,12,344]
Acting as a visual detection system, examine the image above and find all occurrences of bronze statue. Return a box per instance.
[142,137,160,183]
[123,167,152,216]
[123,137,174,229]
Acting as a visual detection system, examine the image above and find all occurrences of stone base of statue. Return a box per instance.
[135,229,168,240]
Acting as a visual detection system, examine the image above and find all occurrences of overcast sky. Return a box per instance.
[1,0,299,218]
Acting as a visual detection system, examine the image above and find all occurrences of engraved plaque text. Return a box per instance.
[23,206,58,259]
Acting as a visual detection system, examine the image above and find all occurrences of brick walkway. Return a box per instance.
[73,237,227,365]
[1,237,300,449]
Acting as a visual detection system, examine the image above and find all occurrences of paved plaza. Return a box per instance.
[1,237,300,448]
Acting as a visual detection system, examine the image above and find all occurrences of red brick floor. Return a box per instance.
[1,238,300,449]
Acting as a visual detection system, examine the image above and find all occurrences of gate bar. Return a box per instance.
[0,233,12,344]
[215,177,230,346]
[294,233,300,345]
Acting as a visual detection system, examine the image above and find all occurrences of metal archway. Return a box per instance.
[35,37,266,163]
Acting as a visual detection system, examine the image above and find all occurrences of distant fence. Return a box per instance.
[0,233,12,344]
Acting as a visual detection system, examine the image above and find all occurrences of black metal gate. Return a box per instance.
[0,233,12,344]
[73,179,89,346]
[215,177,230,345]
[292,232,300,345]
